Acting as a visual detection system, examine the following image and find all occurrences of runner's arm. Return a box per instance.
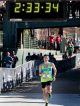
[39,64,42,76]
[51,63,57,80]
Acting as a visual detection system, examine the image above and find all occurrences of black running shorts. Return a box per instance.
[41,81,52,88]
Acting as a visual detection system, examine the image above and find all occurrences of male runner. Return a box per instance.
[39,54,57,106]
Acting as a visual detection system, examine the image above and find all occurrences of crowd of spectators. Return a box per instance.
[38,34,61,50]
[26,52,57,64]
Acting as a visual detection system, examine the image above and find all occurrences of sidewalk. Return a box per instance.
[0,93,80,106]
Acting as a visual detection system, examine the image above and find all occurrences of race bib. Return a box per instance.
[42,73,50,79]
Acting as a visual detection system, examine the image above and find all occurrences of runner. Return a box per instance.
[39,54,57,106]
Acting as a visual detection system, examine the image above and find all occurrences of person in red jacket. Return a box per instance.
[55,35,61,50]
[49,35,55,50]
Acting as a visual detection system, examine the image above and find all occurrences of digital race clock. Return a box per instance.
[7,0,66,20]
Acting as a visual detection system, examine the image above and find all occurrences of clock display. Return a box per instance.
[7,1,66,20]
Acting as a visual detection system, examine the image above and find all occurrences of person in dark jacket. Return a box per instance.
[3,52,13,68]
[11,51,18,68]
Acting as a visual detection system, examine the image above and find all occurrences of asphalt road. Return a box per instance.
[12,68,80,94]
[0,68,80,106]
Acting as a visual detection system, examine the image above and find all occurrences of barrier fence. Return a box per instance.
[0,56,76,93]
[0,61,34,93]
[76,53,80,67]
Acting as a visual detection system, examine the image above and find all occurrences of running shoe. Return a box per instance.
[45,102,48,106]
[48,93,52,98]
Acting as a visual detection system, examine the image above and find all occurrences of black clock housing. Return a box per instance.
[7,0,67,20]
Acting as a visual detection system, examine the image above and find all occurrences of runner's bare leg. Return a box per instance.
[42,87,48,103]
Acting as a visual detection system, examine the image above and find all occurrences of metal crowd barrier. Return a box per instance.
[0,61,34,93]
[76,53,80,67]
[0,56,76,93]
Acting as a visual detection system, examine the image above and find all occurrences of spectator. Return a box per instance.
[42,40,46,49]
[31,53,37,60]
[52,55,57,63]
[62,52,68,60]
[49,34,55,50]
[66,42,74,58]
[38,53,43,61]
[48,53,56,64]
[26,52,31,61]
[11,51,18,68]
[55,35,61,50]
[38,40,41,48]
[3,52,13,68]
